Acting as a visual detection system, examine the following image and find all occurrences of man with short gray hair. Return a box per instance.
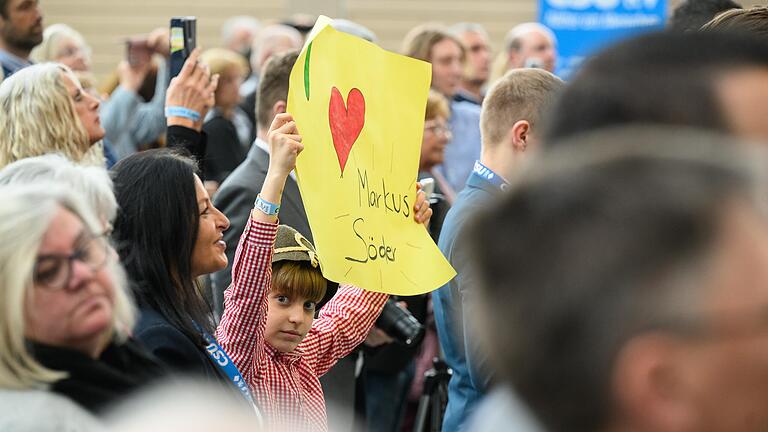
[470,128,768,432]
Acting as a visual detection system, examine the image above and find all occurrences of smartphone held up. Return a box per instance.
[170,16,197,78]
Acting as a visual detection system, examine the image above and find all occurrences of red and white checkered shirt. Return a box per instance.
[216,219,388,432]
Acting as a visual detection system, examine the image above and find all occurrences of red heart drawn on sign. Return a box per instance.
[328,86,365,175]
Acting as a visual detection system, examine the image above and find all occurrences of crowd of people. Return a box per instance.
[1,0,768,431]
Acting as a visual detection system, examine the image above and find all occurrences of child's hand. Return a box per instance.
[253,113,303,221]
[413,184,433,226]
[267,113,304,180]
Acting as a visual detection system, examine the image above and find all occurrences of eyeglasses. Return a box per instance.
[424,120,452,137]
[33,233,111,291]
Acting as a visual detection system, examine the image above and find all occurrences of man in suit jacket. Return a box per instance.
[211,50,359,432]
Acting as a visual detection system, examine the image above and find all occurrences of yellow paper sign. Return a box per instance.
[287,20,456,295]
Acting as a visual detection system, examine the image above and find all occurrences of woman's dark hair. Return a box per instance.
[111,149,212,344]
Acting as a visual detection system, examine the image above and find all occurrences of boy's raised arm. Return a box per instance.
[215,113,303,380]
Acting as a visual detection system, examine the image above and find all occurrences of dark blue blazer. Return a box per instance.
[133,307,228,383]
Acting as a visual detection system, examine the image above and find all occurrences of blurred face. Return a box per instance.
[61,70,103,144]
[215,66,244,110]
[228,27,256,55]
[430,38,464,98]
[55,36,90,72]
[616,203,768,432]
[420,115,450,172]
[510,30,557,73]
[0,0,43,54]
[672,203,768,432]
[716,68,768,143]
[25,206,115,356]
[190,175,230,277]
[256,35,302,73]
[460,31,491,85]
[265,289,316,352]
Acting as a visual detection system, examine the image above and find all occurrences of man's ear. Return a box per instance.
[511,120,531,152]
[611,333,698,432]
[272,100,287,119]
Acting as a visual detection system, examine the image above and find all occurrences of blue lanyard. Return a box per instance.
[473,160,508,191]
[195,324,261,422]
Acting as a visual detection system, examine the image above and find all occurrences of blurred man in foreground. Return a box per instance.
[545,31,768,144]
[471,128,768,432]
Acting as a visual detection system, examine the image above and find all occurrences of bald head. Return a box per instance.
[505,22,557,72]
[249,24,303,75]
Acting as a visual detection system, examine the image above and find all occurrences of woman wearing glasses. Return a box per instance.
[0,185,164,415]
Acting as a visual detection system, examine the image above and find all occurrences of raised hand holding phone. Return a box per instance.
[165,48,218,131]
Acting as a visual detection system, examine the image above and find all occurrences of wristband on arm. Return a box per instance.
[254,195,280,216]
[165,106,201,122]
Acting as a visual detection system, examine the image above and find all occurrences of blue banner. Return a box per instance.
[539,0,667,80]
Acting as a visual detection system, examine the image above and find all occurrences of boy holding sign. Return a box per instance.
[216,113,432,431]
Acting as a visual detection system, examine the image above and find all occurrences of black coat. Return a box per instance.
[133,307,229,383]
[31,338,166,414]
[202,115,248,184]
[166,125,207,163]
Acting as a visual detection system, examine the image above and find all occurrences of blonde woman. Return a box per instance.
[0,63,104,167]
[199,48,251,185]
[30,24,170,164]
[30,23,91,72]
[0,184,166,414]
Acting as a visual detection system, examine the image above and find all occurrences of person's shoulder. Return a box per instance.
[451,99,482,116]
[133,309,207,370]
[0,389,104,432]
[215,169,259,208]
[134,307,170,330]
[203,115,237,137]
[133,308,190,348]
[446,186,485,223]
[438,187,487,248]
[215,149,268,201]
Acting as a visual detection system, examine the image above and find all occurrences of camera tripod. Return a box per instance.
[413,358,452,432]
